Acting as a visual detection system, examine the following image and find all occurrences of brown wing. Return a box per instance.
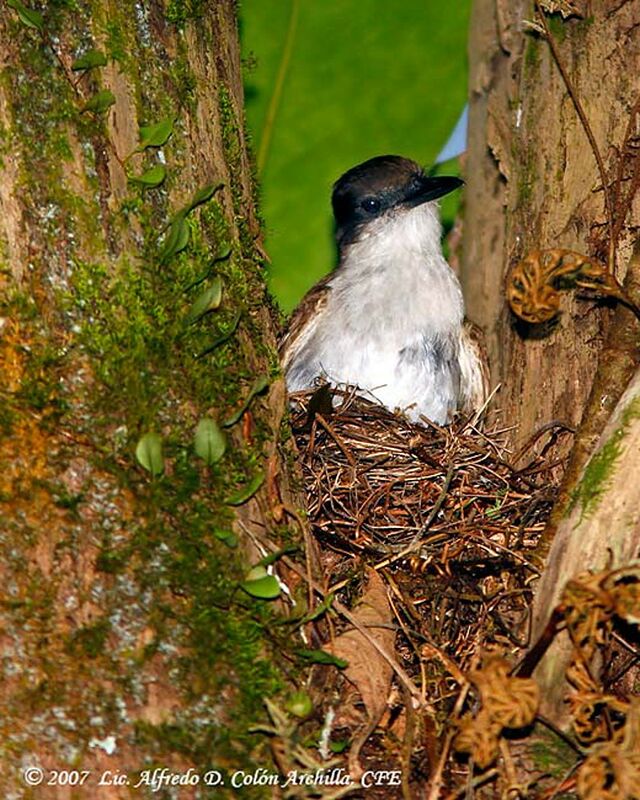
[459,319,490,416]
[279,272,333,371]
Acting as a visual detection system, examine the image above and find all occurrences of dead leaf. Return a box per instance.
[326,569,394,725]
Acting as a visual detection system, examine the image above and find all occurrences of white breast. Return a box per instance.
[284,203,469,424]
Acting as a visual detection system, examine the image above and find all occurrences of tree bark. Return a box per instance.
[464,0,640,457]
[0,2,297,796]
[531,366,640,720]
[463,0,640,721]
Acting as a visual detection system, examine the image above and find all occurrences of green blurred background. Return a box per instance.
[239,1,471,312]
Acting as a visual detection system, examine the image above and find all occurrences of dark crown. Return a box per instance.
[331,155,462,246]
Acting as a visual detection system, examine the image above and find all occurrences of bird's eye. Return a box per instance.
[361,197,380,213]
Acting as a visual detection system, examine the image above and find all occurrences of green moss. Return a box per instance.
[48,0,81,12]
[70,192,241,402]
[529,724,577,779]
[569,397,640,518]
[515,141,536,206]
[524,36,540,71]
[547,13,567,43]
[59,170,286,764]
[512,68,541,208]
[1,2,295,783]
[169,51,197,110]
[95,545,128,574]
[53,488,84,513]
[16,343,68,416]
[579,15,595,28]
[4,14,110,273]
[165,0,205,29]
[0,403,17,436]
[104,19,128,63]
[67,619,111,658]
[218,86,244,213]
[114,499,286,792]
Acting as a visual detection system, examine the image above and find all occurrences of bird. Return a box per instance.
[279,155,488,425]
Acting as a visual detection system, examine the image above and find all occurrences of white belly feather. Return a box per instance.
[283,203,478,424]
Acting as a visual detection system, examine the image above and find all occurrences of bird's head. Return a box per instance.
[331,155,462,249]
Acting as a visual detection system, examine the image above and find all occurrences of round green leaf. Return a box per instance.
[197,311,241,359]
[82,90,116,114]
[224,471,265,506]
[223,375,269,427]
[128,164,166,188]
[7,0,43,31]
[241,573,281,600]
[187,182,222,212]
[138,118,174,150]
[194,417,226,465]
[297,649,348,668]
[245,565,268,582]
[135,432,164,476]
[302,592,335,623]
[286,690,313,719]
[72,49,107,71]
[213,529,238,548]
[159,214,189,264]
[186,277,222,323]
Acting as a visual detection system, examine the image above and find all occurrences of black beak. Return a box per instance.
[405,175,463,207]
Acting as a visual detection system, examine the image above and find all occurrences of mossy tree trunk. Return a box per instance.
[463,1,640,721]
[0,2,299,796]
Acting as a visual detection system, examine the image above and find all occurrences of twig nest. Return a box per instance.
[290,388,562,791]
[291,387,555,561]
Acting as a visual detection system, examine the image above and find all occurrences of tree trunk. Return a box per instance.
[0,2,297,796]
[463,0,640,720]
[464,0,640,453]
[531,365,640,719]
